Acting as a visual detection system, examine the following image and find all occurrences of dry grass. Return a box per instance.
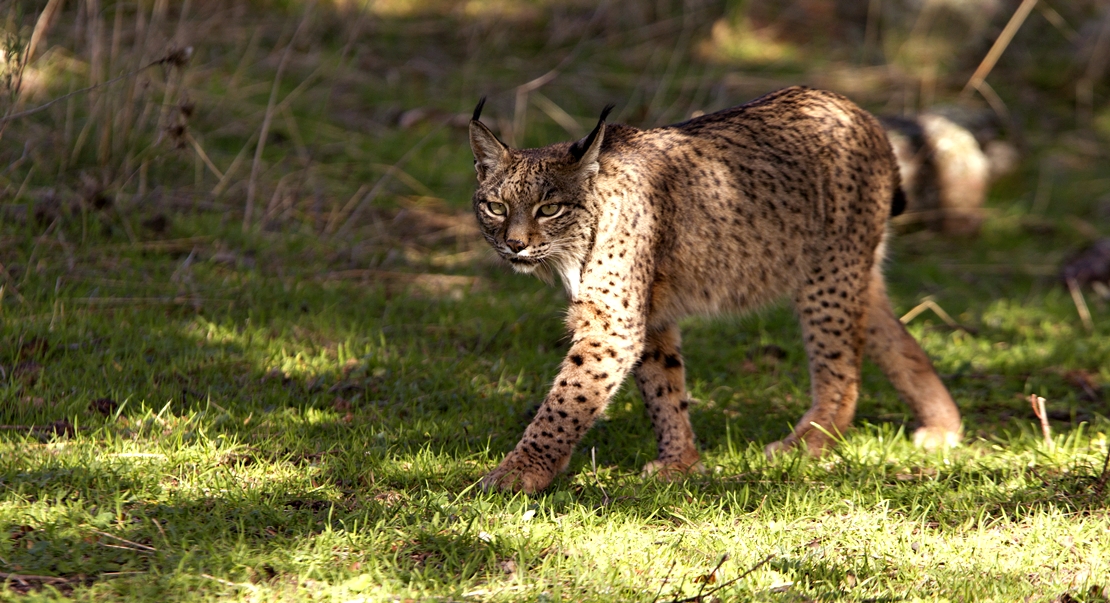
[1,1,1110,601]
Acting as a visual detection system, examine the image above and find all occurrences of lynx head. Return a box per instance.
[469,99,612,295]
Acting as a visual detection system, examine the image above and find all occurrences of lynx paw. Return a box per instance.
[641,455,706,480]
[912,426,961,451]
[764,432,833,458]
[480,449,559,494]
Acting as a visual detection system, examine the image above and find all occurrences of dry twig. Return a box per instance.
[1028,394,1052,449]
[1066,278,1094,333]
[0,48,192,124]
[900,298,974,333]
[666,554,775,603]
[960,0,1038,100]
[0,572,73,585]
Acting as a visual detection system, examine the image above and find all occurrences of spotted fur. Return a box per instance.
[469,86,962,493]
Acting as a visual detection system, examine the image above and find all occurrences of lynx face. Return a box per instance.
[470,101,610,297]
[472,156,586,276]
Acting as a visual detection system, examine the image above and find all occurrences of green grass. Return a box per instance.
[3,1,1110,601]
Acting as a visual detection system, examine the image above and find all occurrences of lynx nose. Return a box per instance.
[505,239,527,253]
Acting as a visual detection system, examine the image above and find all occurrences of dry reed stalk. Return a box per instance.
[1077,8,1110,126]
[108,6,127,161]
[1028,394,1052,449]
[279,104,310,164]
[61,77,77,174]
[274,62,328,114]
[370,163,435,197]
[1031,158,1054,214]
[972,79,1010,124]
[506,1,609,144]
[26,0,64,64]
[186,132,224,181]
[334,124,445,238]
[324,183,368,236]
[152,51,183,148]
[173,0,192,44]
[511,70,558,146]
[87,0,103,104]
[862,0,882,62]
[262,170,297,224]
[194,136,202,188]
[109,4,122,70]
[677,60,713,121]
[138,158,147,197]
[895,0,939,67]
[12,165,34,202]
[96,4,121,166]
[645,4,693,126]
[1036,2,1076,42]
[243,1,316,232]
[1067,277,1094,333]
[151,0,168,35]
[132,0,166,150]
[338,0,374,65]
[114,196,138,243]
[322,0,374,109]
[0,54,173,126]
[120,4,147,162]
[899,297,964,331]
[656,58,700,126]
[960,0,1038,100]
[69,94,103,164]
[219,27,262,111]
[211,131,258,198]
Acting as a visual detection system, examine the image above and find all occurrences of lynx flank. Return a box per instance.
[469,87,962,493]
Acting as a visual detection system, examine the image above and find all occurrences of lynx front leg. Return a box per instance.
[864,265,962,449]
[767,263,869,456]
[634,325,704,479]
[481,301,644,493]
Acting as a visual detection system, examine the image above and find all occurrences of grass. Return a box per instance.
[3,0,1110,601]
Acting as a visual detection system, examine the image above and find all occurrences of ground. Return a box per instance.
[1,1,1109,601]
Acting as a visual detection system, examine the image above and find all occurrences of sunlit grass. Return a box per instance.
[3,0,1110,601]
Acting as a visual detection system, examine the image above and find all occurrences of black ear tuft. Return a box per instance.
[569,103,615,162]
[472,97,487,122]
[597,103,615,123]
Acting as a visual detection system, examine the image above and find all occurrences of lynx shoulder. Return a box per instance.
[469,87,961,493]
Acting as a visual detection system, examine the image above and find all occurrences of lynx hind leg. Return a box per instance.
[766,259,871,457]
[634,325,705,479]
[864,263,962,449]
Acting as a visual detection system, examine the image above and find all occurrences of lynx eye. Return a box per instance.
[537,203,561,217]
[486,201,507,216]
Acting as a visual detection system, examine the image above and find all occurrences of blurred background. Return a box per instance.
[1,0,1108,260]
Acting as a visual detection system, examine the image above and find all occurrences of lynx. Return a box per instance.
[468,87,962,493]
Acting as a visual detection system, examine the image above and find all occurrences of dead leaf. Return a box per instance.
[89,397,118,415]
[13,361,43,386]
[18,337,49,360]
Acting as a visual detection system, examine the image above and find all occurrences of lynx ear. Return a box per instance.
[469,98,508,182]
[568,104,614,177]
